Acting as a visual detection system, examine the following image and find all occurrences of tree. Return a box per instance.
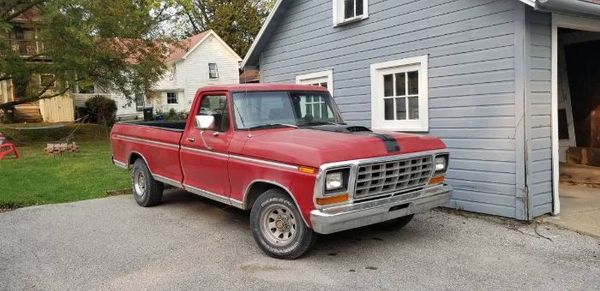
[173,0,275,57]
[0,0,172,112]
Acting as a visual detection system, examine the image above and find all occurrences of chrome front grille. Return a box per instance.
[354,156,433,198]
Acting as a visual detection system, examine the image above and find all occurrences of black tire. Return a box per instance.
[250,189,317,260]
[131,159,163,207]
[373,214,414,231]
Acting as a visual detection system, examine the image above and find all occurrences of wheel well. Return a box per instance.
[128,153,143,166]
[245,182,289,210]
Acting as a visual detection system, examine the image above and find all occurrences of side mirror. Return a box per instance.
[195,115,215,130]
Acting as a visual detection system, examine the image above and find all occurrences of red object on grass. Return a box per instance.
[0,142,19,160]
[0,132,19,160]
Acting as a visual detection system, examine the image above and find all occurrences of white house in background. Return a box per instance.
[74,30,241,119]
[150,30,242,114]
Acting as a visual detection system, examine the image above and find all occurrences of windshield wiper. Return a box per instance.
[247,123,298,130]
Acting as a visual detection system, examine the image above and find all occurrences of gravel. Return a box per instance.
[1,190,599,290]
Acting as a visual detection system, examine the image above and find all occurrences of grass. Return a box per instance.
[0,123,130,209]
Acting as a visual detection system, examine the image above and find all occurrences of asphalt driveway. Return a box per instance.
[1,190,599,290]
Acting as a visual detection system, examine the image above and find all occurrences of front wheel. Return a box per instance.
[250,189,317,259]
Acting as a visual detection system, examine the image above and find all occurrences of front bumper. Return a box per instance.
[310,184,452,234]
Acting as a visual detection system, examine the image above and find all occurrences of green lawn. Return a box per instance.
[0,124,130,209]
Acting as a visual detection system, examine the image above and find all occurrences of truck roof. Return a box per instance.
[196,83,330,94]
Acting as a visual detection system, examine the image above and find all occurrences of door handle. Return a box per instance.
[186,137,195,142]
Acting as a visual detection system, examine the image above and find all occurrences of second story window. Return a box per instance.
[208,63,219,79]
[344,0,363,19]
[333,0,368,26]
[40,74,56,88]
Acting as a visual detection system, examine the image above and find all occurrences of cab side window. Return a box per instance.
[198,95,229,132]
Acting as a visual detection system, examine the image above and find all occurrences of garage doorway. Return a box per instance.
[551,15,600,236]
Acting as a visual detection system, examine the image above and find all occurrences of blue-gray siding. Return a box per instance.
[525,8,554,217]
[259,0,548,219]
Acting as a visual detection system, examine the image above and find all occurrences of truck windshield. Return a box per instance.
[232,91,344,130]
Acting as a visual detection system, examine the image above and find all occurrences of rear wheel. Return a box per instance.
[250,189,316,260]
[131,159,163,207]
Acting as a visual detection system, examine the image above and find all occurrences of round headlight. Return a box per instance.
[325,171,344,191]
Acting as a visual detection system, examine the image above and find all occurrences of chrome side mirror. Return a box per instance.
[194,115,215,130]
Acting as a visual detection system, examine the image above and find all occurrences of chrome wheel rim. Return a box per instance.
[260,203,298,246]
[134,170,146,197]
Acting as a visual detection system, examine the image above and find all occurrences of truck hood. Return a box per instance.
[239,125,446,168]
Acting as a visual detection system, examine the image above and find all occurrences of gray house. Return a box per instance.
[242,0,600,220]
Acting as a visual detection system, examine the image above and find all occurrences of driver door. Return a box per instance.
[180,92,232,197]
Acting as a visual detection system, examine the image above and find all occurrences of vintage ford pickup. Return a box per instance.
[111,84,451,259]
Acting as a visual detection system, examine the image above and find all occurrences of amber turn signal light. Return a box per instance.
[428,176,445,185]
[298,166,317,174]
[316,194,349,205]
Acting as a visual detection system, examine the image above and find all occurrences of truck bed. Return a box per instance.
[120,120,186,131]
[111,120,185,184]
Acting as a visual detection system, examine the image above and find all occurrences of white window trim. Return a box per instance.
[332,0,369,27]
[296,69,334,95]
[370,55,429,132]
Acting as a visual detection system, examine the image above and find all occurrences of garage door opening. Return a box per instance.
[553,25,600,236]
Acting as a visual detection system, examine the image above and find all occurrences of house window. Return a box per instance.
[370,55,428,132]
[40,74,56,88]
[135,94,145,112]
[167,92,178,104]
[208,63,219,79]
[333,0,368,26]
[296,70,334,95]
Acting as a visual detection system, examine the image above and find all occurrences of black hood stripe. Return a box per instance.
[305,124,400,153]
[369,133,400,153]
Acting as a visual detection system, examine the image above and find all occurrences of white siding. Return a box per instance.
[153,34,241,114]
[112,93,142,118]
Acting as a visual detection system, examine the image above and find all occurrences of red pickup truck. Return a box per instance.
[111,84,451,259]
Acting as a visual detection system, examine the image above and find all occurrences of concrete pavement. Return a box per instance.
[1,190,599,290]
[546,183,600,237]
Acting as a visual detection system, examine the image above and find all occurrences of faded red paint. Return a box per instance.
[111,84,446,225]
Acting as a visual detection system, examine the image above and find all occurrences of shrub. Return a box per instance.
[165,108,177,120]
[85,95,117,126]
[164,108,188,121]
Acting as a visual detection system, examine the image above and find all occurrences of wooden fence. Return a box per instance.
[39,95,74,122]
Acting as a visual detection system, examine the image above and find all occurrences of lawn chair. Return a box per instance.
[0,133,19,160]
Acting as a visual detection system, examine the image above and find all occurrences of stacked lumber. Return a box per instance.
[44,142,79,156]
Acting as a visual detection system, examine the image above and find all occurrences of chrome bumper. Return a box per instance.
[112,158,128,169]
[310,184,452,234]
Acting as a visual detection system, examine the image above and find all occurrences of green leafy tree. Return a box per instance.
[173,0,275,57]
[0,0,172,112]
